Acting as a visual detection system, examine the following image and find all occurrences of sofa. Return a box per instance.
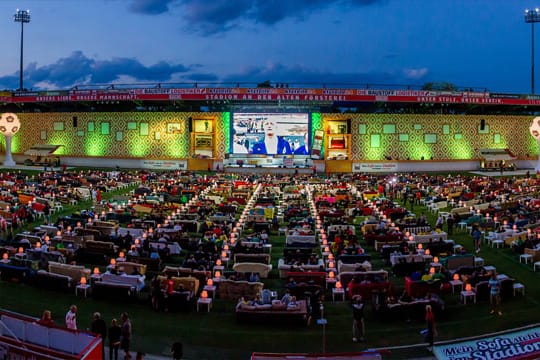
[0,263,35,283]
[48,262,90,286]
[277,259,324,278]
[157,275,199,296]
[101,272,145,292]
[524,247,540,262]
[440,254,475,271]
[34,270,72,292]
[162,266,210,286]
[111,261,147,276]
[232,262,272,278]
[234,253,271,265]
[92,281,135,300]
[217,279,264,301]
[236,300,308,326]
[404,276,449,298]
[127,255,162,272]
[338,261,372,273]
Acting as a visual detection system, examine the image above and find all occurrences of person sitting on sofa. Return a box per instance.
[287,296,298,310]
[281,289,292,305]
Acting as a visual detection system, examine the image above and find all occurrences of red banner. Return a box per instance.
[6,87,540,106]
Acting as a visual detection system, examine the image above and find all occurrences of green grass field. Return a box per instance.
[1,172,540,359]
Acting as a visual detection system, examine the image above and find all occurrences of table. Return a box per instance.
[513,283,525,296]
[460,290,476,304]
[474,257,484,267]
[76,284,90,298]
[197,297,213,312]
[449,279,463,294]
[203,285,217,299]
[519,253,533,265]
[491,240,504,249]
[483,265,496,274]
[332,287,345,302]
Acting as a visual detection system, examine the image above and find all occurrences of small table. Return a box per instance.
[326,277,336,289]
[492,240,504,249]
[519,253,533,265]
[213,265,224,276]
[203,285,217,299]
[513,283,525,296]
[75,284,90,298]
[460,290,476,304]
[474,257,484,267]
[197,297,213,312]
[332,287,345,302]
[90,273,102,285]
[449,279,463,294]
[483,265,496,274]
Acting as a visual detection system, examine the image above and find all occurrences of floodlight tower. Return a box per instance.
[13,9,31,91]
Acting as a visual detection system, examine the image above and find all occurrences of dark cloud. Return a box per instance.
[183,73,219,82]
[0,51,194,90]
[222,62,425,88]
[128,0,387,35]
[128,0,177,15]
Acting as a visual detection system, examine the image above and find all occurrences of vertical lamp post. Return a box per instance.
[0,113,21,167]
[525,8,540,95]
[13,9,30,92]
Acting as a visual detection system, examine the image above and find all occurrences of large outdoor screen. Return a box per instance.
[231,113,310,155]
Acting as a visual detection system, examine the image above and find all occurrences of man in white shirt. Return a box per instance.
[65,304,77,330]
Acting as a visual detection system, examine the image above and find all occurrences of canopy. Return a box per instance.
[23,144,62,156]
[478,148,516,161]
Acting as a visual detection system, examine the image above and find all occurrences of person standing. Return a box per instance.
[108,318,121,360]
[352,295,365,342]
[472,226,482,253]
[489,272,502,316]
[65,305,77,330]
[120,312,132,359]
[91,312,107,360]
[425,304,437,351]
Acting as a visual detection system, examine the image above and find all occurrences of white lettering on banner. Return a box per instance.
[353,163,398,173]
[433,327,540,360]
[141,160,187,170]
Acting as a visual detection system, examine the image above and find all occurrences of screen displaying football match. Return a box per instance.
[230,113,310,155]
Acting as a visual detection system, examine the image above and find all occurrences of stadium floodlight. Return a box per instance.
[13,9,31,92]
[525,8,540,94]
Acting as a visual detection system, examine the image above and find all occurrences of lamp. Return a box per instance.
[417,243,423,250]
[434,256,439,263]
[328,261,335,269]
[2,253,8,260]
[223,244,229,251]
[80,277,87,285]
[201,290,208,299]
[429,267,435,274]
[324,246,330,253]
[328,271,335,279]
[216,259,222,266]
[56,230,61,237]
[18,247,23,254]
[93,267,100,275]
[214,271,221,279]
[425,249,431,256]
[207,278,213,286]
[35,241,41,249]
[119,251,125,259]
[336,281,342,289]
[465,283,472,292]
[328,253,334,260]
[453,273,459,281]
[110,258,116,266]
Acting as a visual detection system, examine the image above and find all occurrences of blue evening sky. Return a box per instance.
[0,0,533,93]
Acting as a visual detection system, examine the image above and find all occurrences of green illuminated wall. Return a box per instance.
[3,112,537,161]
[324,114,536,160]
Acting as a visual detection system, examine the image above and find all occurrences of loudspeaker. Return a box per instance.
[72,116,78,128]
[188,117,192,132]
[480,119,485,130]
